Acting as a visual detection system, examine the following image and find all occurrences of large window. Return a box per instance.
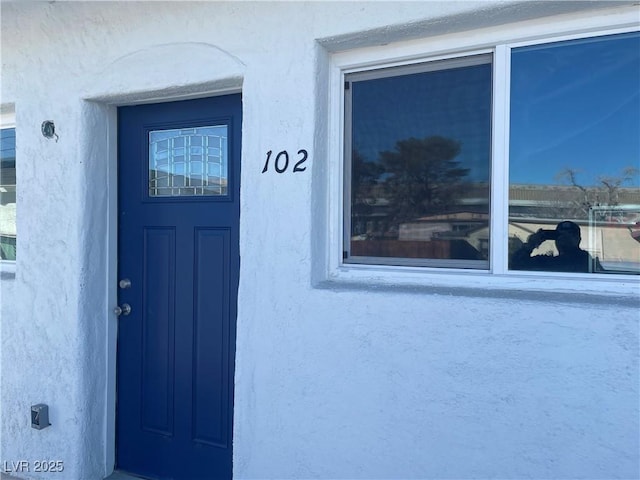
[342,29,639,276]
[0,125,16,262]
[508,33,639,274]
[345,55,492,269]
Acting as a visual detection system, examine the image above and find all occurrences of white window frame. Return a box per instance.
[327,5,640,296]
[0,110,16,274]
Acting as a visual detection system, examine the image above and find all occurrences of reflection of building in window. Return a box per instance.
[588,205,640,273]
[508,186,640,274]
[0,127,16,261]
[509,184,640,221]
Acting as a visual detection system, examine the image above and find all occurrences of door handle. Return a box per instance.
[114,303,132,316]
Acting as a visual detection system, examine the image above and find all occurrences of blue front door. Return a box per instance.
[116,94,241,480]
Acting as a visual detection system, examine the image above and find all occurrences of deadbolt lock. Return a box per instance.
[114,303,132,316]
[119,278,132,289]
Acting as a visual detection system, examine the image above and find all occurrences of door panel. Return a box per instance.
[193,228,230,447]
[141,227,176,436]
[116,94,241,480]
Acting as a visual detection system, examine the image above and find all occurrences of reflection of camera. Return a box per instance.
[540,229,558,241]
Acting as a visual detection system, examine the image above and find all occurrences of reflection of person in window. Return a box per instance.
[510,221,603,273]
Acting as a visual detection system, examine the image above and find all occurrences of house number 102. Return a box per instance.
[262,149,308,174]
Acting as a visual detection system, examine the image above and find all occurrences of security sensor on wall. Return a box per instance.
[41,120,58,142]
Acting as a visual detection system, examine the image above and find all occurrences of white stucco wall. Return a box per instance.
[0,2,638,479]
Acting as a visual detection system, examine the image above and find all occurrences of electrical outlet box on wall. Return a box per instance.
[31,404,50,430]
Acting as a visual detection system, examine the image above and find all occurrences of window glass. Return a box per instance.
[0,127,16,261]
[345,55,492,268]
[509,32,640,274]
[149,125,228,197]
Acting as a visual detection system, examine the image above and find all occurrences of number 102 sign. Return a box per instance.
[261,149,308,174]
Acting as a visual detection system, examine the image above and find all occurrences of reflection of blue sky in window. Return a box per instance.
[149,125,228,180]
[352,62,492,182]
[510,32,640,187]
[0,128,16,257]
[0,128,16,169]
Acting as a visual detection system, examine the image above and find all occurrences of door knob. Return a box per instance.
[114,303,132,316]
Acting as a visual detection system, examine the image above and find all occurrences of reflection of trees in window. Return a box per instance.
[510,167,640,224]
[551,166,639,220]
[381,136,470,225]
[351,150,385,237]
[352,135,473,239]
[557,166,639,203]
